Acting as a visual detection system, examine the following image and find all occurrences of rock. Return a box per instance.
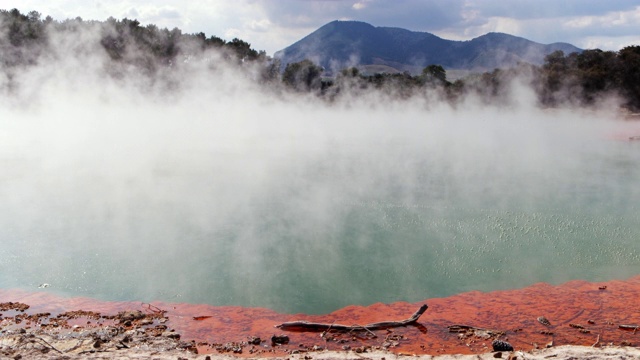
[271,334,289,345]
[492,339,514,352]
[162,331,181,339]
[117,310,145,322]
[537,316,552,326]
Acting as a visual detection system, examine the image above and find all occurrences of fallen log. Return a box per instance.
[619,324,640,332]
[274,304,428,332]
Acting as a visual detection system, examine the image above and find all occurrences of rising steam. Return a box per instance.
[1,18,639,314]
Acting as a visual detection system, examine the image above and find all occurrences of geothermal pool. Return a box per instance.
[1,47,640,315]
[1,88,639,315]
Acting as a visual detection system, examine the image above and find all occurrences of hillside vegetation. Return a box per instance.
[1,9,639,110]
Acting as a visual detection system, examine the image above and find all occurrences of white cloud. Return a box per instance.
[579,36,639,52]
[0,0,638,54]
[481,17,522,36]
[224,28,242,39]
[352,1,369,10]
[565,17,595,29]
[248,18,272,32]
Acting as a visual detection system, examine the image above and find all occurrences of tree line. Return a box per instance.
[0,9,270,78]
[291,48,640,110]
[2,8,639,110]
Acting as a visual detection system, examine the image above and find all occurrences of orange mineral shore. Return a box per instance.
[2,276,640,356]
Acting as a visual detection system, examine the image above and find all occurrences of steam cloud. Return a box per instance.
[1,22,639,314]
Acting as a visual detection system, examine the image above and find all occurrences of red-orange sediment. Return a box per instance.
[2,276,640,356]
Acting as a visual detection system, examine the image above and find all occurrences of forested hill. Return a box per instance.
[1,8,640,111]
[274,20,582,73]
[0,8,268,72]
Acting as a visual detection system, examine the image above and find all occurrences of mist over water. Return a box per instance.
[1,34,640,314]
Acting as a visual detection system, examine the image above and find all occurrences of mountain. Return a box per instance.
[274,20,582,74]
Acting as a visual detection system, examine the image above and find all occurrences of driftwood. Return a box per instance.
[619,324,640,333]
[274,304,428,332]
[30,335,63,354]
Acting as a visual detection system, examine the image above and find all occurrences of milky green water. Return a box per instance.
[1,116,639,314]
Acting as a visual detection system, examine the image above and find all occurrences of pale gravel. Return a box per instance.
[2,345,640,360]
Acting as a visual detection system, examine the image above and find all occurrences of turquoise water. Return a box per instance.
[1,105,639,314]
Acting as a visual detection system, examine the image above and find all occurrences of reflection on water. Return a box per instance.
[1,110,640,314]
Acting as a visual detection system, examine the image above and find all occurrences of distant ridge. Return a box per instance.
[274,20,582,74]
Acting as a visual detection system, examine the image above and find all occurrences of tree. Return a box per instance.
[225,38,259,62]
[340,67,360,78]
[282,59,324,92]
[617,46,640,110]
[538,50,579,105]
[27,10,41,22]
[260,58,281,83]
[572,49,616,103]
[422,64,447,84]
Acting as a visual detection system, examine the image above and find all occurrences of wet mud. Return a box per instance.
[2,276,640,357]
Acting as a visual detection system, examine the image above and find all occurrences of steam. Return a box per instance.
[1,22,639,314]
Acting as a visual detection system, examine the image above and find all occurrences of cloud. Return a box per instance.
[425,4,640,50]
[563,6,640,33]
[352,1,370,10]
[464,0,638,20]
[580,35,639,51]
[0,0,638,55]
[252,0,639,53]
[248,18,272,32]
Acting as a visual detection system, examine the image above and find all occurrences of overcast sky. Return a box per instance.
[2,0,639,55]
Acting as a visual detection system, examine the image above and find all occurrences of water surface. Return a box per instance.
[1,102,639,314]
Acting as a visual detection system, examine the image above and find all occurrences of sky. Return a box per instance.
[1,0,639,57]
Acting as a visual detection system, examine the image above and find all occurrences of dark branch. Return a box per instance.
[274,304,428,332]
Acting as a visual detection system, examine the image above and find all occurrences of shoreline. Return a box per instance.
[2,345,640,360]
[2,328,640,360]
[2,276,640,359]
